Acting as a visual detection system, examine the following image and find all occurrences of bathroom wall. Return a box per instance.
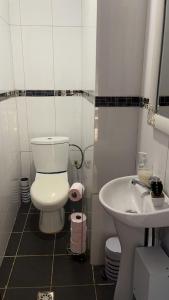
[9,0,86,184]
[91,0,148,265]
[82,0,97,92]
[81,0,97,248]
[0,0,20,264]
[9,0,82,90]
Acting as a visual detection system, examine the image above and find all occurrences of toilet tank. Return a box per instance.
[31,137,69,173]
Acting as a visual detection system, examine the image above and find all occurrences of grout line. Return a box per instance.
[10,24,82,28]
[3,253,74,260]
[50,0,58,138]
[12,229,70,234]
[2,204,31,299]
[50,234,56,290]
[92,266,98,300]
[6,284,96,289]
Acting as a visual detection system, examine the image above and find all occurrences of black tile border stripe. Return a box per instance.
[0,90,149,107]
[95,97,149,107]
[159,96,169,106]
[0,91,16,102]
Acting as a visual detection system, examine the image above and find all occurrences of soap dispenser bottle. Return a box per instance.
[137,152,152,185]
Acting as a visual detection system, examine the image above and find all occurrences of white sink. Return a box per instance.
[99,175,169,228]
[99,176,169,300]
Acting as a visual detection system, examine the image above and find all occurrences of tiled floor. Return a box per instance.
[0,202,115,300]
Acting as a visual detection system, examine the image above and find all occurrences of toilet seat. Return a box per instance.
[31,172,69,211]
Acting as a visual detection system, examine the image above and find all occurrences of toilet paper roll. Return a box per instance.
[71,227,87,243]
[70,239,86,254]
[69,183,84,202]
[71,213,87,232]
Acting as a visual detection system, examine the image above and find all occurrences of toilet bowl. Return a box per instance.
[31,172,69,233]
[30,136,70,234]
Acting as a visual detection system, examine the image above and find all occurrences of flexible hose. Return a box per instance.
[69,144,84,169]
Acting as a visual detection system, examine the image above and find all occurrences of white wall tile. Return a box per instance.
[20,0,52,25]
[55,96,82,146]
[53,27,81,89]
[27,97,55,140]
[52,0,81,26]
[16,97,30,151]
[82,27,96,91]
[137,109,154,166]
[0,19,14,91]
[21,152,35,183]
[0,98,20,260]
[0,0,9,23]
[10,26,25,89]
[22,26,54,89]
[82,97,95,149]
[9,0,20,25]
[82,0,97,27]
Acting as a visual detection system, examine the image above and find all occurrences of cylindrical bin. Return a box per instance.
[105,237,121,284]
[20,177,30,203]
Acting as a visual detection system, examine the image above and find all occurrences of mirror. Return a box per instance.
[157,0,169,118]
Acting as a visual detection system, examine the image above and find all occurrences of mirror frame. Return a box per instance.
[144,0,169,135]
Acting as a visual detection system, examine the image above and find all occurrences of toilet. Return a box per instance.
[30,136,70,234]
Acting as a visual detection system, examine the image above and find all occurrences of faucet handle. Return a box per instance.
[149,176,161,183]
[149,177,163,197]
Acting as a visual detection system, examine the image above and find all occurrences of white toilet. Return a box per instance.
[30,136,70,234]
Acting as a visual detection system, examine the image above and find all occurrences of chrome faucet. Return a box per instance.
[131,178,151,190]
[131,176,164,199]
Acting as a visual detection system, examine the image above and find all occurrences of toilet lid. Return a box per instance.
[31,175,69,207]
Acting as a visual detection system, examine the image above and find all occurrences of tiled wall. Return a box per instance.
[0,0,14,92]
[8,0,95,187]
[82,0,97,91]
[16,95,85,184]
[9,0,82,90]
[0,1,20,264]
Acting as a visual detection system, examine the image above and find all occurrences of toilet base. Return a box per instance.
[39,208,65,234]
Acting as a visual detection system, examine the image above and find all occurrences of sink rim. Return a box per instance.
[99,175,169,218]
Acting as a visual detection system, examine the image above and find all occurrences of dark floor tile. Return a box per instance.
[64,199,83,213]
[5,233,21,256]
[30,203,39,213]
[0,258,14,288]
[4,287,50,300]
[18,231,55,255]
[54,232,69,254]
[63,213,71,231]
[18,202,31,214]
[93,266,114,284]
[25,214,39,232]
[53,285,96,300]
[8,256,52,287]
[13,214,27,232]
[96,285,115,300]
[52,256,93,286]
[0,289,4,299]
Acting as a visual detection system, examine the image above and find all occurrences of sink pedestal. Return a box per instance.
[114,220,145,300]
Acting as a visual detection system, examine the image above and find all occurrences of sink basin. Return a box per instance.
[99,175,169,300]
[99,175,169,228]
